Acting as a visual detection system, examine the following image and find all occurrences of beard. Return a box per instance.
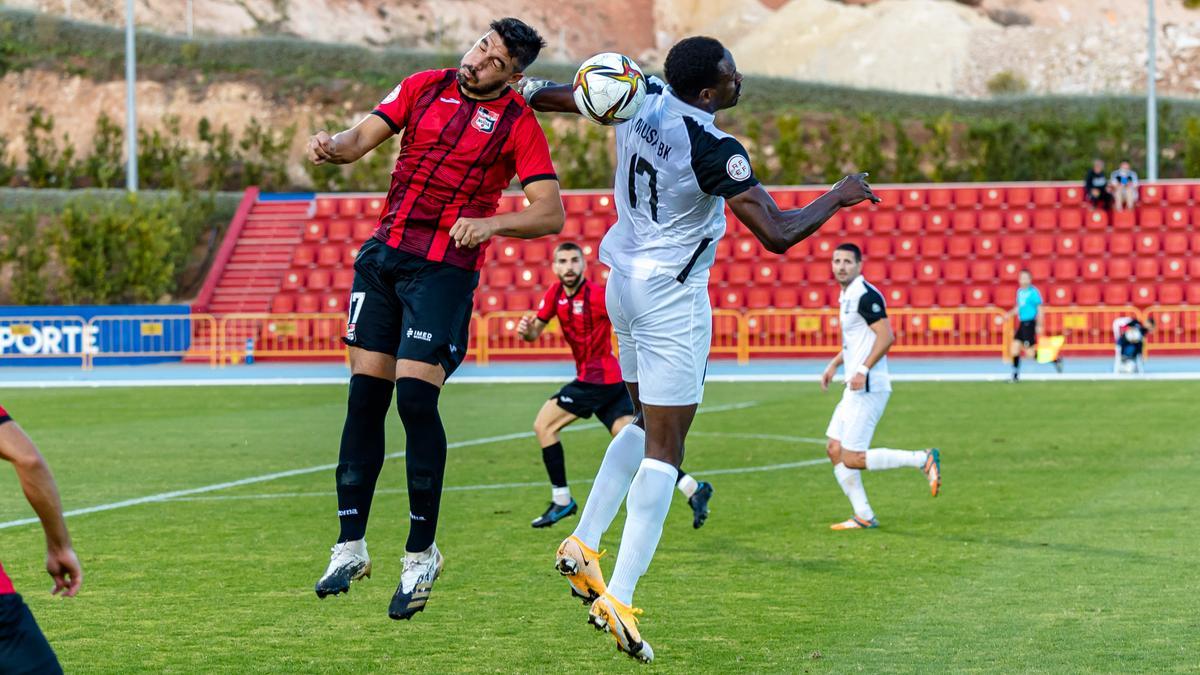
[457,68,504,98]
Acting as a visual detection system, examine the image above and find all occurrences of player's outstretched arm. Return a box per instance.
[449,179,565,248]
[729,173,880,254]
[0,421,82,596]
[518,80,581,115]
[307,114,395,166]
[516,314,548,341]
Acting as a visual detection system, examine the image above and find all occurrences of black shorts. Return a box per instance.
[0,594,62,674]
[343,238,479,378]
[552,380,635,431]
[1016,320,1037,346]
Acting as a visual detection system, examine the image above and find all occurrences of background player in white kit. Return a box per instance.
[523,37,879,661]
[821,243,942,530]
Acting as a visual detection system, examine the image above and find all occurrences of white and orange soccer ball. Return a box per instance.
[572,52,647,126]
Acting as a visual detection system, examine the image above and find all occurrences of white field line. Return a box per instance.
[0,401,758,530]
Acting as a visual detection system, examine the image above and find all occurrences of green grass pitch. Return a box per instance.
[0,381,1196,673]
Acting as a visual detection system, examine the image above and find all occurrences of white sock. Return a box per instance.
[572,424,645,550]
[675,472,698,498]
[865,448,925,471]
[833,462,874,521]
[552,486,572,506]
[607,458,676,605]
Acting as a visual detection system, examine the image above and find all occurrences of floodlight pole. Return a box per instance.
[125,0,139,192]
[186,0,194,38]
[1147,0,1158,181]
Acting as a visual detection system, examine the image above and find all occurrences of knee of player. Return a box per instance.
[346,374,395,417]
[394,378,440,420]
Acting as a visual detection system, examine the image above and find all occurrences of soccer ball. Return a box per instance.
[572,53,647,126]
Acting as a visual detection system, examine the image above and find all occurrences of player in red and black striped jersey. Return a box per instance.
[307,18,565,621]
[0,404,81,674]
[515,243,714,530]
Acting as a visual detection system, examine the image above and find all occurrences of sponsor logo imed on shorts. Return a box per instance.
[406,328,433,342]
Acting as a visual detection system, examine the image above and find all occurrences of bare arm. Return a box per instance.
[449,178,565,248]
[820,351,845,391]
[517,314,549,342]
[0,422,82,596]
[520,81,580,115]
[728,174,880,255]
[847,320,896,391]
[307,114,395,166]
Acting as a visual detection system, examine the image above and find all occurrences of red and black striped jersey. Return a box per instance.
[536,280,623,385]
[0,561,13,595]
[370,69,557,271]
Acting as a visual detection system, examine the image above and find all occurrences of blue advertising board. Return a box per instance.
[0,305,192,367]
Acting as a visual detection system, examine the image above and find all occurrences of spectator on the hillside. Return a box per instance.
[1084,158,1111,210]
[1109,159,1139,211]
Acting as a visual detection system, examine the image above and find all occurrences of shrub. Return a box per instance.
[986,70,1029,96]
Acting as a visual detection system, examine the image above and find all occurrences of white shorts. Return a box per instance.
[825,388,891,451]
[606,268,711,406]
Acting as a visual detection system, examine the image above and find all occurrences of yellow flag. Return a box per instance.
[1036,335,1065,363]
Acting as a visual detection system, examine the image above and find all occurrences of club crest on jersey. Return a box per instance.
[472,107,499,133]
[726,154,752,181]
[573,300,585,315]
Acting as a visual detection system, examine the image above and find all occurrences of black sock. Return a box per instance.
[541,442,568,489]
[395,377,446,553]
[1013,355,1021,373]
[335,374,395,543]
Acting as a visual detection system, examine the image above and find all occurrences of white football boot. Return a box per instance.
[315,539,371,598]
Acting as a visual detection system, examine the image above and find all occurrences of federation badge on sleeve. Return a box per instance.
[472,107,499,133]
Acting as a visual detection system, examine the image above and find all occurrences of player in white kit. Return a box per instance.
[821,243,942,530]
[522,37,879,661]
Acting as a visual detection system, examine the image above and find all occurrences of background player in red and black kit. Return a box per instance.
[307,18,565,621]
[0,404,82,674]
[516,243,714,529]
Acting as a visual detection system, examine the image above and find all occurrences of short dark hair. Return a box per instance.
[554,241,583,256]
[664,36,726,98]
[490,18,546,71]
[835,243,862,262]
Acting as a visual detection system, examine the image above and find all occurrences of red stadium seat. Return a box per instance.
[808,262,833,284]
[715,238,733,260]
[303,221,325,242]
[872,212,897,233]
[1058,209,1083,230]
[998,261,1021,282]
[477,291,503,312]
[863,261,887,280]
[514,267,539,288]
[1029,235,1054,257]
[496,242,521,264]
[894,237,918,258]
[506,293,533,312]
[1189,284,1200,305]
[746,288,772,309]
[886,287,908,306]
[1136,233,1160,255]
[583,216,608,239]
[1140,185,1162,204]
[917,261,941,283]
[1104,284,1130,305]
[980,187,1004,208]
[927,188,952,208]
[326,219,352,241]
[919,236,945,259]
[353,219,376,241]
[281,270,303,291]
[1111,210,1136,230]
[306,269,331,291]
[560,215,583,238]
[890,261,914,283]
[979,210,1003,232]
[1081,234,1106,256]
[756,263,778,284]
[944,260,968,282]
[800,288,826,309]
[865,238,891,259]
[709,263,726,284]
[337,198,362,217]
[524,242,548,264]
[1085,209,1108,229]
[1164,258,1186,279]
[1032,186,1058,206]
[780,263,805,284]
[1061,186,1083,203]
[951,211,976,232]
[1193,233,1200,253]
[271,294,295,313]
[727,263,752,285]
[994,286,1017,308]
[317,245,342,267]
[292,244,316,267]
[901,188,925,209]
[1169,207,1191,228]
[1081,258,1105,280]
[1165,184,1191,204]
[332,268,355,291]
[1134,258,1159,279]
[898,212,923,233]
[1132,283,1156,306]
[936,286,963,307]
[314,198,338,218]
[910,286,936,308]
[948,235,973,258]
[926,212,949,233]
[563,194,590,214]
[1109,233,1134,255]
[1052,259,1078,281]
[1164,232,1188,254]
[1032,209,1057,231]
[965,287,991,307]
[344,246,359,266]
[1139,207,1164,229]
[1075,284,1101,305]
[953,188,979,208]
[972,235,998,258]
[773,288,799,307]
[1006,186,1031,207]
[1002,210,1027,232]
[1028,259,1051,281]
[486,266,513,288]
[969,260,995,281]
[1047,285,1073,305]
[1158,283,1184,304]
[295,293,320,313]
[1000,235,1026,258]
[734,238,757,261]
[1055,235,1079,256]
[364,197,384,217]
[1107,258,1133,280]
[770,190,797,209]
[592,194,616,215]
